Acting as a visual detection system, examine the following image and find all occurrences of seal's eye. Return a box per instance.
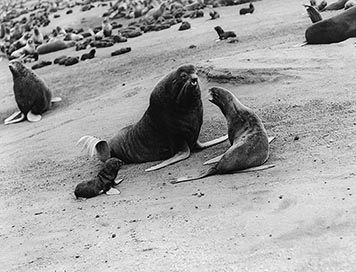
[181,72,188,80]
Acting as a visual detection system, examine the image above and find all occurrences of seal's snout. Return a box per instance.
[190,73,198,86]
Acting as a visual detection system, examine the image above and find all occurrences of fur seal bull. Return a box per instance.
[74,158,123,198]
[4,60,62,125]
[305,6,356,44]
[78,65,227,171]
[173,87,275,184]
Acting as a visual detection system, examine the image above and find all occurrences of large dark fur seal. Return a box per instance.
[74,158,123,198]
[78,65,227,171]
[305,6,356,44]
[173,87,274,183]
[4,60,62,125]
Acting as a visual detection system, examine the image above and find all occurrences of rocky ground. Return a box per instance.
[1,0,356,271]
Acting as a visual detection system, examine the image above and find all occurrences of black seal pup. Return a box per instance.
[74,158,123,198]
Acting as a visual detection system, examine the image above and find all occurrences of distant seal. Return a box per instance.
[305,6,356,44]
[74,158,123,198]
[345,0,356,9]
[214,26,237,40]
[81,49,96,60]
[173,86,274,183]
[209,10,220,19]
[78,65,227,171]
[37,39,75,54]
[322,0,348,10]
[240,3,255,15]
[4,60,62,124]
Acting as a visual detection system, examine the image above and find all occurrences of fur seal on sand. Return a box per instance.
[37,39,75,55]
[74,158,123,198]
[345,0,356,9]
[214,26,237,40]
[322,0,348,11]
[78,65,227,171]
[240,3,255,15]
[305,6,356,44]
[173,86,274,184]
[5,60,62,125]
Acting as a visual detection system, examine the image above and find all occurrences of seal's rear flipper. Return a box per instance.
[114,178,124,185]
[27,111,42,122]
[235,164,275,173]
[294,41,308,47]
[105,187,121,195]
[203,154,223,165]
[145,142,190,172]
[51,97,62,103]
[4,111,25,125]
[77,135,111,162]
[196,135,228,150]
[203,136,276,165]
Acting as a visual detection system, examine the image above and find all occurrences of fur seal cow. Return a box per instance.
[173,87,275,184]
[305,6,356,44]
[4,60,62,125]
[37,39,75,55]
[78,65,227,171]
[74,158,123,198]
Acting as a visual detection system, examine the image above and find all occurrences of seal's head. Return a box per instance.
[100,158,124,180]
[9,59,26,79]
[214,26,224,36]
[172,64,200,106]
[208,86,234,114]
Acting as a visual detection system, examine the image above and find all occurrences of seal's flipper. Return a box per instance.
[172,167,216,184]
[105,187,121,195]
[4,111,25,125]
[51,97,62,103]
[27,111,42,122]
[268,136,276,144]
[145,142,190,172]
[196,135,228,150]
[77,135,111,162]
[114,178,123,185]
[203,137,275,165]
[235,164,275,173]
[203,154,224,165]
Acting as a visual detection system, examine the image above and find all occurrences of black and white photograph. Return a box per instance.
[1,0,356,270]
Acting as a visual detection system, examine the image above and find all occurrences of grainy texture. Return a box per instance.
[2,0,356,271]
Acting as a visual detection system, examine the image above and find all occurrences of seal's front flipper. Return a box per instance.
[236,164,275,173]
[105,187,121,195]
[77,136,111,162]
[196,135,228,150]
[203,154,223,165]
[114,178,124,185]
[51,97,62,103]
[4,111,25,125]
[27,111,42,122]
[268,136,276,144]
[145,142,190,172]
